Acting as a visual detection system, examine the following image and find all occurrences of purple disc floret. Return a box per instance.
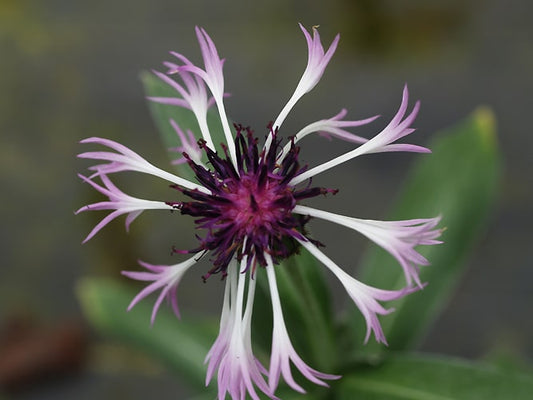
[169,124,336,280]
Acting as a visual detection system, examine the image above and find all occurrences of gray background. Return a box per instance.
[1,0,532,398]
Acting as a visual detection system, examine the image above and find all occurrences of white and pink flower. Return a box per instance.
[77,24,442,399]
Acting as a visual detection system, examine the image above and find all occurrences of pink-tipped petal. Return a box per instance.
[168,119,203,165]
[290,86,429,185]
[294,206,442,287]
[79,137,207,191]
[206,262,275,400]
[121,257,199,324]
[268,25,340,150]
[297,238,424,344]
[77,174,172,242]
[265,255,340,394]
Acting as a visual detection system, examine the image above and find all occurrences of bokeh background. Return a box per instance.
[1,0,532,398]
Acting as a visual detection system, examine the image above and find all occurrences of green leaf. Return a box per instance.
[140,71,231,180]
[343,108,501,355]
[253,247,338,374]
[338,353,533,400]
[77,277,216,390]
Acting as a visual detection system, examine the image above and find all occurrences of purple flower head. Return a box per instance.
[77,25,443,399]
[169,124,336,281]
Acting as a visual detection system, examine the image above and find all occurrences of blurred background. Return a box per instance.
[1,0,531,398]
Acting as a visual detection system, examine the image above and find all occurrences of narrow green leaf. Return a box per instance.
[338,353,533,400]
[343,108,501,354]
[77,277,216,390]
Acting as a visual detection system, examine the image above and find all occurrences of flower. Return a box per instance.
[77,24,442,399]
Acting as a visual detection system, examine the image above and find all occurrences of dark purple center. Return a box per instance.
[168,124,336,280]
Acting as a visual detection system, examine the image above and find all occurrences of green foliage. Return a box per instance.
[338,353,533,400]
[77,277,216,390]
